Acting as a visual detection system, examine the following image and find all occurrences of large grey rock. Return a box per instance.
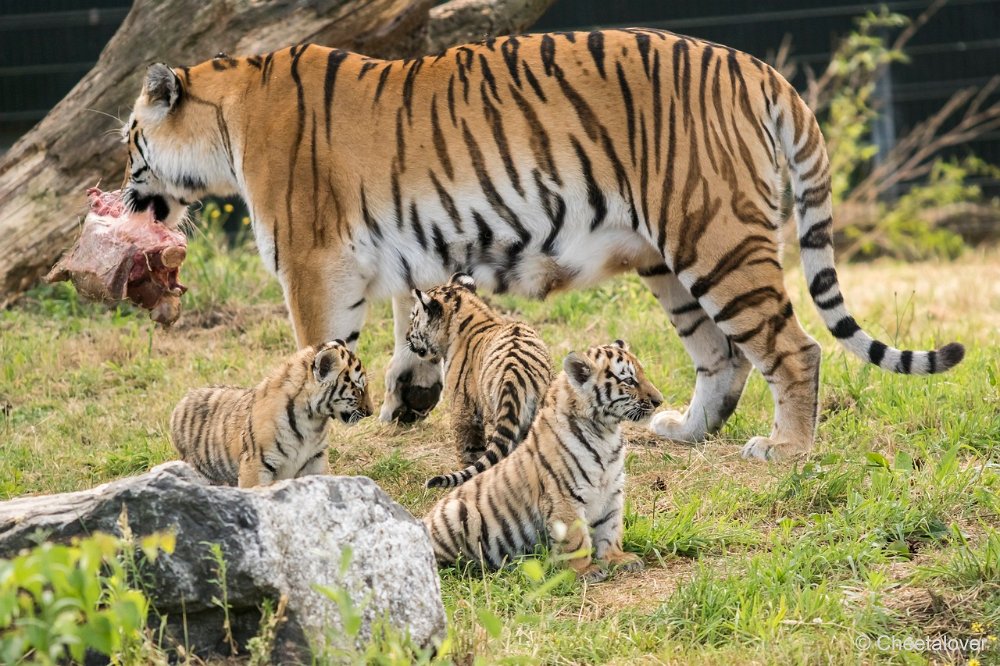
[0,462,445,662]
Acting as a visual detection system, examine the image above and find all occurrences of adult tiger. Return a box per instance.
[121,29,964,461]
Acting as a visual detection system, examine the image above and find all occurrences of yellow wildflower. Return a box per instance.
[210,209,221,219]
[223,203,234,213]
[968,658,979,666]
[972,622,984,633]
[242,216,251,226]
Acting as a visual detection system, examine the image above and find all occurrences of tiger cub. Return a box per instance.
[407,273,553,489]
[423,340,663,582]
[170,340,373,487]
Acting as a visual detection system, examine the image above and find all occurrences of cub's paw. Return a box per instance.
[460,449,486,466]
[650,410,700,443]
[578,564,609,584]
[607,552,645,574]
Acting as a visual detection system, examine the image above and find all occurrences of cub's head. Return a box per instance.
[121,57,245,227]
[309,340,374,424]
[563,340,663,424]
[406,273,478,361]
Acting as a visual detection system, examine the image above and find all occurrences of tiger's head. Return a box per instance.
[310,340,374,425]
[563,340,663,424]
[121,58,244,227]
[406,272,479,362]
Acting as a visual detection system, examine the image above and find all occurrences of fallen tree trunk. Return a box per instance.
[0,0,556,308]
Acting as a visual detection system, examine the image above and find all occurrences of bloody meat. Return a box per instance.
[46,187,188,325]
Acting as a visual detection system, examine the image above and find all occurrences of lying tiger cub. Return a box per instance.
[170,340,373,487]
[423,340,662,582]
[408,272,553,488]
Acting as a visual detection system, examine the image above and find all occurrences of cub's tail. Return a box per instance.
[426,427,520,488]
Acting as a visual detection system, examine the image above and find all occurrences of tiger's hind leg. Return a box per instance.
[453,403,486,466]
[237,453,275,488]
[675,235,822,461]
[639,269,753,443]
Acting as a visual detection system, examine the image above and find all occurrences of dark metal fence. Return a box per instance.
[0,0,130,149]
[534,0,1000,187]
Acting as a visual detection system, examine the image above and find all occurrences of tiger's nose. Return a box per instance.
[649,395,663,408]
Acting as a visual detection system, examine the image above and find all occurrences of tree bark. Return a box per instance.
[0,0,557,308]
[426,0,557,53]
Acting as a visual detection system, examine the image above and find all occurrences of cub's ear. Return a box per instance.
[413,289,442,317]
[613,339,630,352]
[412,289,431,308]
[449,272,477,292]
[563,352,593,389]
[143,63,181,117]
[313,345,346,383]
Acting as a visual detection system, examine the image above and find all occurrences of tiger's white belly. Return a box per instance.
[356,185,662,299]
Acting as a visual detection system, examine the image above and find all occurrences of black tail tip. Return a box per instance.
[937,342,965,371]
[425,477,445,489]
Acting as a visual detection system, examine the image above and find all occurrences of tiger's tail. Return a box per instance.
[777,84,964,375]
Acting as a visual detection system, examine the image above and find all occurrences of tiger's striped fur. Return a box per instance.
[169,340,373,487]
[124,29,964,461]
[423,340,662,582]
[408,272,553,488]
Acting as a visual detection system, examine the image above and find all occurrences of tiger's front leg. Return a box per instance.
[547,501,605,583]
[282,250,370,351]
[591,488,643,574]
[639,270,753,443]
[379,295,444,424]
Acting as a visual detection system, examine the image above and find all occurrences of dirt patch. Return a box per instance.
[583,556,700,616]
[171,303,288,332]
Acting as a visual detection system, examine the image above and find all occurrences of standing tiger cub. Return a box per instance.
[170,340,373,487]
[408,273,553,488]
[424,340,662,582]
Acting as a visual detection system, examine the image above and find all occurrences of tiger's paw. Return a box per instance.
[380,359,443,424]
[650,409,702,444]
[607,552,644,574]
[577,564,609,584]
[740,436,807,462]
[741,436,778,461]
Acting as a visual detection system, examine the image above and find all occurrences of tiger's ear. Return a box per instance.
[563,352,593,389]
[449,272,477,292]
[613,339,630,352]
[313,345,346,383]
[143,63,181,119]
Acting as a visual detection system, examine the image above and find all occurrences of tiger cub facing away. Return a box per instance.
[170,340,373,487]
[423,341,663,582]
[407,273,553,489]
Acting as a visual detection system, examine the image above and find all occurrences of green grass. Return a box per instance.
[1,226,998,664]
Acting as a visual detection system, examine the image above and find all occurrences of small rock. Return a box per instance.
[0,462,445,663]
